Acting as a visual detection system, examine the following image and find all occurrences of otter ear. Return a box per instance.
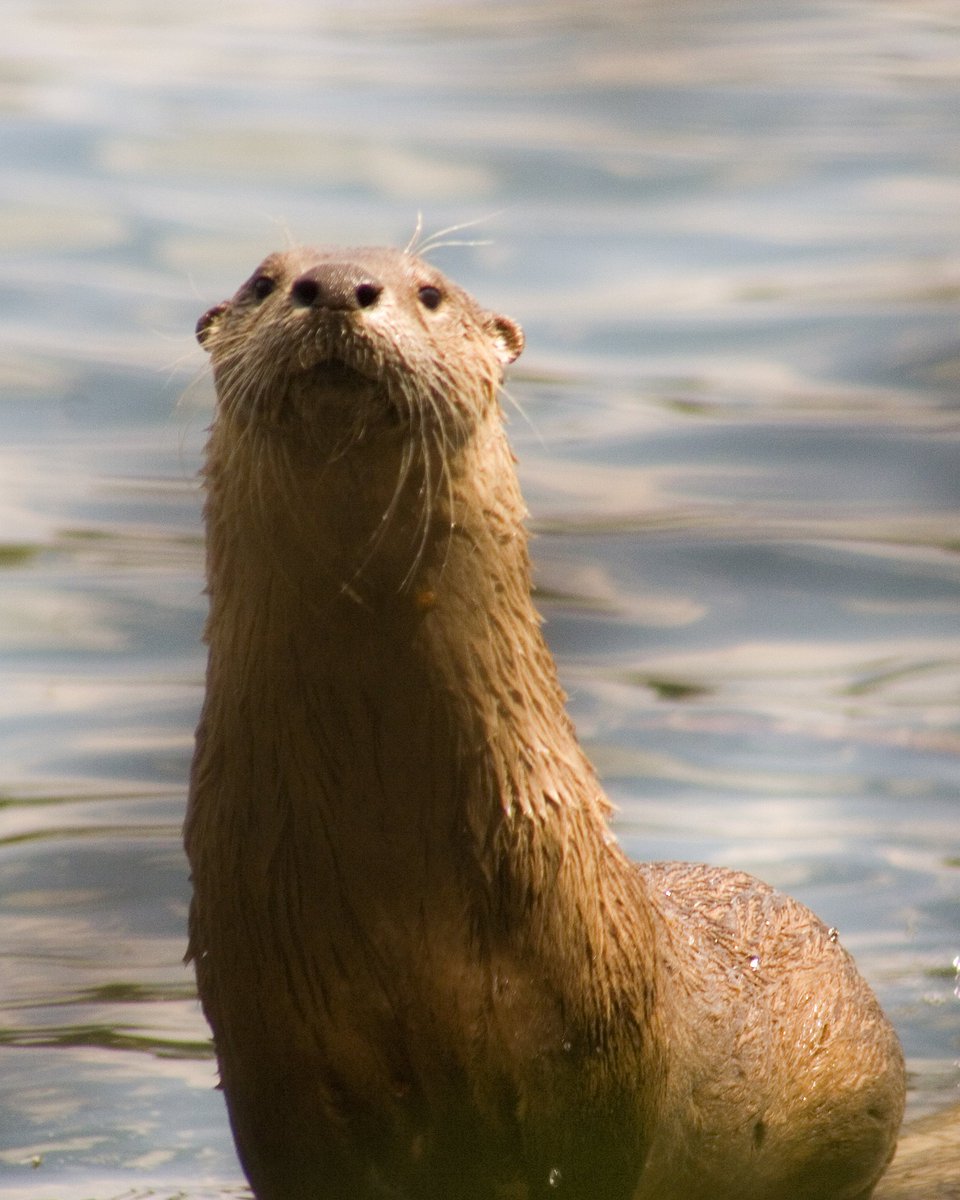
[196,302,228,350]
[486,313,524,365]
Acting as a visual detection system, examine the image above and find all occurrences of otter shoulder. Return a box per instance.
[634,860,904,1200]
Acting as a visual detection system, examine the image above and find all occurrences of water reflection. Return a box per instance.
[0,0,958,1195]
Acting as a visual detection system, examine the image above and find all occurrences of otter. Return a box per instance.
[186,244,906,1200]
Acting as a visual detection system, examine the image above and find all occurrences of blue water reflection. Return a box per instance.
[0,2,957,1195]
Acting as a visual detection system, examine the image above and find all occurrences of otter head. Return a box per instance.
[196,246,526,594]
[196,245,524,450]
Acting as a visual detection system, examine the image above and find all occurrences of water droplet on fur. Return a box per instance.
[548,1166,563,1188]
[828,927,840,943]
[562,1040,572,1053]
[749,955,761,971]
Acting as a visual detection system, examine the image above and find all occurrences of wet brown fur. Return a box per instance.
[186,245,905,1199]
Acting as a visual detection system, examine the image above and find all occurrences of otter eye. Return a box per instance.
[250,275,276,302]
[418,285,443,311]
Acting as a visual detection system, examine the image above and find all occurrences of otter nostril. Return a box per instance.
[355,282,382,309]
[195,302,227,346]
[290,273,382,311]
[291,278,320,308]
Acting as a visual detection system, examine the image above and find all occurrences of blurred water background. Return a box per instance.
[0,1,958,1196]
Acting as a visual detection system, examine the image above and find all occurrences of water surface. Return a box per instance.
[1,2,958,1195]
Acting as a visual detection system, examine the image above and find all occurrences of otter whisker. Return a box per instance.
[416,212,503,258]
[498,380,542,447]
[403,212,425,257]
[338,389,422,597]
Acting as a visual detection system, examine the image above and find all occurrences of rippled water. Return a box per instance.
[1,2,958,1196]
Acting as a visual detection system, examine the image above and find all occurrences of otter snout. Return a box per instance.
[290,262,384,312]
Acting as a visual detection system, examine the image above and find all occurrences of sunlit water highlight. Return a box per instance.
[0,2,957,1195]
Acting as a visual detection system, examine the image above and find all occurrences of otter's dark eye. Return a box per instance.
[418,285,443,311]
[251,275,276,302]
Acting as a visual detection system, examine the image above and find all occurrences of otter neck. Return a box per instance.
[195,406,610,907]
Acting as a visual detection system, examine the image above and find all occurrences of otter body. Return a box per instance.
[187,245,905,1199]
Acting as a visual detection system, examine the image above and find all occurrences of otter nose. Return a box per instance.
[290,263,384,311]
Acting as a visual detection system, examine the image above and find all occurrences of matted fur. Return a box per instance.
[187,245,905,1200]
